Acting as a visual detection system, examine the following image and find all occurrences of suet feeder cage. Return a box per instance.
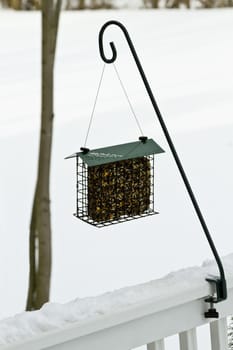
[66,138,164,227]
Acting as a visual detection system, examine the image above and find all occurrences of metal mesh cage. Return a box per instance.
[75,155,157,227]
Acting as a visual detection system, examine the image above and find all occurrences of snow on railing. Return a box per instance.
[1,254,233,350]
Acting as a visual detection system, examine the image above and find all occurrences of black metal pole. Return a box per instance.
[98,20,227,315]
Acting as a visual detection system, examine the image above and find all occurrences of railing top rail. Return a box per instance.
[1,254,233,350]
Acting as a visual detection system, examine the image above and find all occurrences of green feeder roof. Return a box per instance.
[65,138,165,167]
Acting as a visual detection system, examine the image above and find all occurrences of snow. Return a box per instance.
[0,253,233,346]
[0,8,233,349]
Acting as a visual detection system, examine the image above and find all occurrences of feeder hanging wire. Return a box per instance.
[84,63,106,148]
[84,62,144,148]
[113,63,144,136]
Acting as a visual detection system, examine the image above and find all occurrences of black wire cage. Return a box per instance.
[66,138,164,227]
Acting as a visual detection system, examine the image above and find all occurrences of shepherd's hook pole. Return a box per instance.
[98,20,227,317]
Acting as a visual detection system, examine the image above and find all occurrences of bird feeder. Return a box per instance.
[65,20,227,318]
[66,138,164,227]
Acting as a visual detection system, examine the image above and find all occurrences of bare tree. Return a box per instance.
[8,0,22,9]
[26,0,62,311]
[143,0,159,7]
[66,0,72,9]
[25,0,41,10]
[151,0,159,7]
[0,0,8,7]
[78,0,86,8]
[165,0,190,8]
[0,0,41,9]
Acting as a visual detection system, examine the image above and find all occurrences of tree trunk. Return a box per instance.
[151,0,159,7]
[91,0,97,8]
[66,0,71,9]
[26,0,61,311]
[78,0,85,9]
[25,0,41,10]
[10,0,22,9]
[0,0,10,7]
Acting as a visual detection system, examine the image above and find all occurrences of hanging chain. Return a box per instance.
[84,64,106,148]
[113,63,144,136]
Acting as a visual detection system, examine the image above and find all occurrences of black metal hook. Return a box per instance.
[99,21,132,64]
[98,20,227,317]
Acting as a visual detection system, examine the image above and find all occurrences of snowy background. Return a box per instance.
[0,7,233,348]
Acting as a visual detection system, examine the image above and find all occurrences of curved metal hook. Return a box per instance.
[98,20,227,309]
[99,20,139,64]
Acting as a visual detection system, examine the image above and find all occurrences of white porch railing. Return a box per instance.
[2,258,233,350]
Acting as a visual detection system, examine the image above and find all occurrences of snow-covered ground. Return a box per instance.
[0,8,233,348]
